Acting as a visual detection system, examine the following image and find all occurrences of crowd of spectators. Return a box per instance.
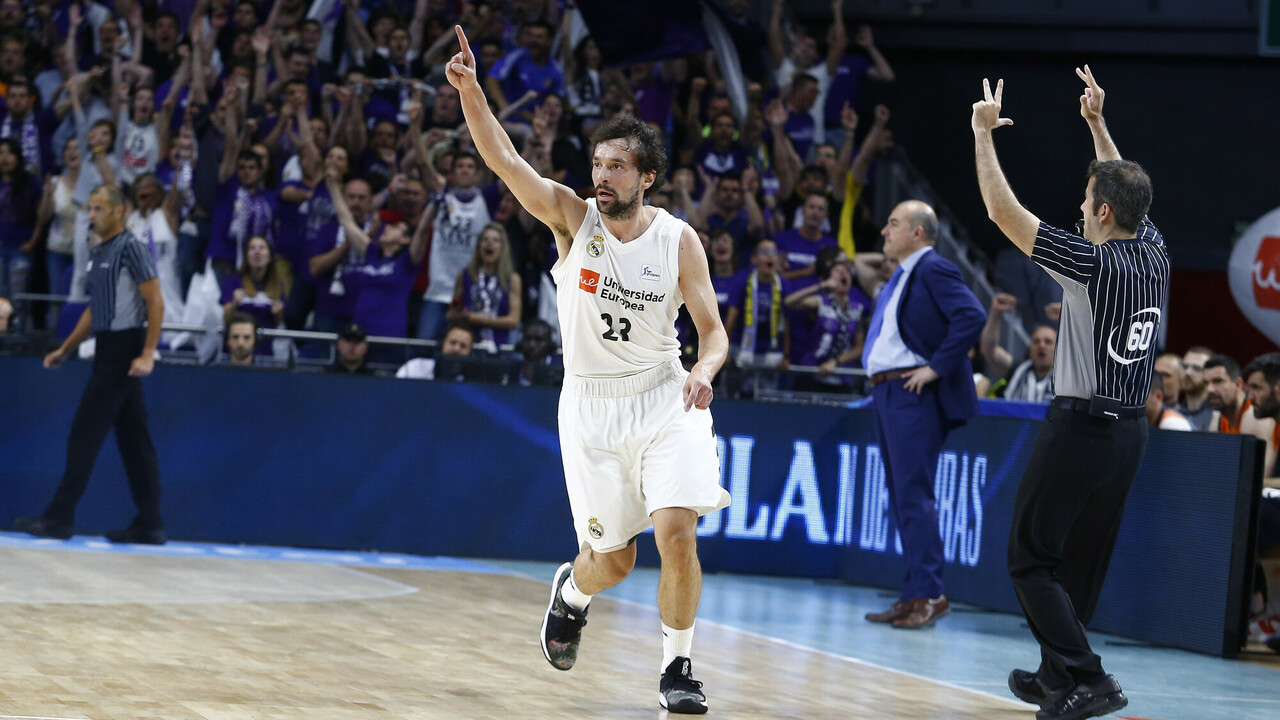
[0,0,1273,416]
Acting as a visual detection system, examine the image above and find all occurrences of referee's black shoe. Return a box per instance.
[1009,668,1068,709]
[539,562,587,670]
[105,524,168,545]
[1036,674,1127,720]
[14,516,73,540]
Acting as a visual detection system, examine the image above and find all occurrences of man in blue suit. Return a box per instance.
[862,200,986,629]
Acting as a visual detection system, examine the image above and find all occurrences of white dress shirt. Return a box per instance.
[865,246,933,376]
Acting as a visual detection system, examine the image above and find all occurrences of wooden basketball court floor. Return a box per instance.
[1,534,1277,720]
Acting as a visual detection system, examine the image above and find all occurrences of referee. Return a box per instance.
[972,67,1168,720]
[14,184,167,545]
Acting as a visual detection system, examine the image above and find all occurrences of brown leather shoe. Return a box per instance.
[892,595,950,628]
[865,600,912,623]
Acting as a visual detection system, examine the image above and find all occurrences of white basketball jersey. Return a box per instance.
[551,199,685,378]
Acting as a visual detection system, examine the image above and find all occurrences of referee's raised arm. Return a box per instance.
[971,78,1040,256]
[1076,65,1121,162]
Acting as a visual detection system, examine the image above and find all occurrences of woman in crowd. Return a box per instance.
[447,222,522,354]
[222,235,293,351]
[37,139,83,295]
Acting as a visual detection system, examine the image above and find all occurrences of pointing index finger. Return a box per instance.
[454,24,473,62]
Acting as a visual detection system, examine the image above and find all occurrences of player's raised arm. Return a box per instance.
[1076,64,1120,163]
[447,26,586,246]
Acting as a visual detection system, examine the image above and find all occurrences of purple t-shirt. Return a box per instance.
[308,221,358,321]
[711,269,746,324]
[298,182,336,281]
[773,229,838,290]
[784,109,817,161]
[459,269,512,350]
[274,179,315,275]
[0,179,40,249]
[220,273,279,354]
[823,55,874,128]
[730,271,788,353]
[802,288,872,377]
[694,141,749,178]
[346,243,418,338]
[208,178,276,264]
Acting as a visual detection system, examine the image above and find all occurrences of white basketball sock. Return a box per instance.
[560,570,592,612]
[661,622,694,671]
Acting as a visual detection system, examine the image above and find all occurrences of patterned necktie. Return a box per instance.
[861,266,904,369]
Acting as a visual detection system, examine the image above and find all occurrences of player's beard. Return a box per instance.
[598,185,640,221]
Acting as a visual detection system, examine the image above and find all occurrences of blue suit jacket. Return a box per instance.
[895,249,987,426]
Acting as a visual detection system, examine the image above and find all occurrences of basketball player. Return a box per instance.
[448,26,730,714]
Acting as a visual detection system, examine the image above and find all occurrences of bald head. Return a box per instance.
[881,200,939,261]
[899,201,938,242]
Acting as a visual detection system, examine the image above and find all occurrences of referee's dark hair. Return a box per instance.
[1204,353,1241,380]
[1244,352,1280,385]
[1086,159,1152,234]
[590,115,668,193]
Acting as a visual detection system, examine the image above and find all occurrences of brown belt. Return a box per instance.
[867,366,923,387]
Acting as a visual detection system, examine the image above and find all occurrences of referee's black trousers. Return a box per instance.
[43,329,163,530]
[1007,406,1147,689]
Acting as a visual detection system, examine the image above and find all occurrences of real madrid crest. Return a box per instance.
[588,517,604,539]
[587,236,604,258]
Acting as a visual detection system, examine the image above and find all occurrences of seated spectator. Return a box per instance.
[447,222,522,354]
[1154,353,1182,407]
[1146,374,1191,431]
[223,312,258,367]
[0,296,11,335]
[515,318,563,387]
[1177,345,1215,431]
[326,170,428,361]
[1246,352,1280,479]
[1206,354,1266,435]
[395,324,477,381]
[784,257,870,392]
[979,293,1055,403]
[221,235,293,344]
[733,239,788,369]
[327,322,374,375]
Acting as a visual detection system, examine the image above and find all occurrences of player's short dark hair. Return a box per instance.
[590,115,668,194]
[1205,354,1241,380]
[1244,352,1280,386]
[1086,159,1152,234]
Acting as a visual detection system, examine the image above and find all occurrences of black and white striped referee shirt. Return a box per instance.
[1032,218,1170,408]
[85,230,158,333]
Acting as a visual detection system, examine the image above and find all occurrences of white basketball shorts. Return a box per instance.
[558,360,730,553]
